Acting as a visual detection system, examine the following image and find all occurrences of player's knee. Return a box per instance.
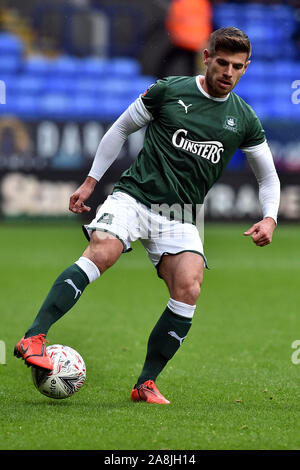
[83,234,122,273]
[173,278,201,305]
[89,250,111,272]
[185,280,201,304]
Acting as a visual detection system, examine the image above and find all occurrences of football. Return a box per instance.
[31,344,86,399]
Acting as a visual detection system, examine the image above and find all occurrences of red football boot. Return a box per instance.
[131,380,170,404]
[14,334,53,371]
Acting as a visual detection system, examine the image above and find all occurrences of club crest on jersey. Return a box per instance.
[172,129,224,164]
[223,115,238,132]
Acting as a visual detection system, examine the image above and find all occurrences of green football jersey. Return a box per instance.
[114,76,265,222]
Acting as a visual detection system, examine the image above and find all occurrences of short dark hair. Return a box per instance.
[208,27,251,60]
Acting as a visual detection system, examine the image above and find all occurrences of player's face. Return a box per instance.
[203,49,250,98]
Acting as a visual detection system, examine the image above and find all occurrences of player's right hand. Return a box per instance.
[69,190,91,214]
[69,177,97,214]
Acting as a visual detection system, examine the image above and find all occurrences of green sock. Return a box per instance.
[137,306,192,385]
[25,264,89,338]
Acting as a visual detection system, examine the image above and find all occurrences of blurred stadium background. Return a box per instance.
[0,0,299,223]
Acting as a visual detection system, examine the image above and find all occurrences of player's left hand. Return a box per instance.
[243,217,276,247]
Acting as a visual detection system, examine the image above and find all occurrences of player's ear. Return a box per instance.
[243,60,251,74]
[203,49,210,66]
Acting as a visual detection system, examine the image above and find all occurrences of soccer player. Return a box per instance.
[14,27,280,405]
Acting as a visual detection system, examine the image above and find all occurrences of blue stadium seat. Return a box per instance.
[248,101,270,120]
[9,75,45,94]
[3,20,297,123]
[272,81,292,101]
[244,81,271,101]
[39,93,72,118]
[291,64,300,80]
[272,61,296,79]
[24,55,81,77]
[245,61,267,79]
[271,4,294,21]
[0,33,24,56]
[269,99,294,119]
[232,81,248,99]
[51,55,80,76]
[72,95,99,118]
[79,57,111,77]
[107,58,141,77]
[46,77,77,94]
[93,76,155,104]
[98,96,133,119]
[0,55,21,74]
[244,5,268,19]
[6,95,40,118]
[281,43,297,60]
[130,77,155,96]
[23,56,55,75]
[97,78,135,97]
[213,3,297,61]
[73,78,102,95]
[244,24,265,42]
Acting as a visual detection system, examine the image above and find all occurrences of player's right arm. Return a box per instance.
[69,175,97,214]
[69,96,153,214]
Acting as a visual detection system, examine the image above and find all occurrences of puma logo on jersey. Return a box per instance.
[168,330,186,345]
[64,279,82,299]
[172,128,224,164]
[178,99,192,113]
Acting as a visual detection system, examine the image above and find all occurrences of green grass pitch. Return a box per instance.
[0,221,300,450]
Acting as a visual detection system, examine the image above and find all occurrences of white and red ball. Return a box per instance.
[31,344,86,399]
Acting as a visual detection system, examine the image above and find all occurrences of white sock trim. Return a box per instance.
[75,257,100,283]
[167,298,196,319]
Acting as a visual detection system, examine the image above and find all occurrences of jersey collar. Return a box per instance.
[195,75,230,102]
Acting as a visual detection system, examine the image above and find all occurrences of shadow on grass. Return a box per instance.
[23,398,132,410]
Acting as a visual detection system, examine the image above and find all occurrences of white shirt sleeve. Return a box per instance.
[88,96,152,181]
[241,140,280,224]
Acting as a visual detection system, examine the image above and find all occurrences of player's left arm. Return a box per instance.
[241,140,280,247]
